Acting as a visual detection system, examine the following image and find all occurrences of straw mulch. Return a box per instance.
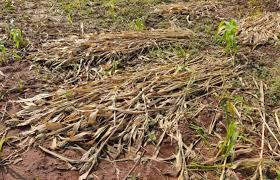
[238,12,280,45]
[6,52,243,179]
[29,29,194,70]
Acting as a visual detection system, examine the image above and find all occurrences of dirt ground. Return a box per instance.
[0,0,280,179]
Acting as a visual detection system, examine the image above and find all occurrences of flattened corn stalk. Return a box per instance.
[238,12,280,45]
[29,29,194,71]
[7,55,243,179]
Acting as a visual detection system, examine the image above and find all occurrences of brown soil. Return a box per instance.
[0,60,79,179]
[1,148,79,180]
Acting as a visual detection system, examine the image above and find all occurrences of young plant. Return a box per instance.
[0,43,6,53]
[3,0,15,12]
[269,76,280,104]
[173,45,189,59]
[215,19,238,55]
[147,131,157,143]
[132,17,145,31]
[0,42,7,62]
[220,100,239,161]
[9,28,24,48]
[189,124,208,142]
[60,0,89,24]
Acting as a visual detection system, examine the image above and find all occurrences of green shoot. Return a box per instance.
[59,0,90,24]
[0,43,6,53]
[175,64,187,74]
[215,19,238,55]
[103,0,116,18]
[17,79,24,93]
[220,100,239,161]
[9,28,24,48]
[132,18,145,31]
[3,0,15,12]
[0,42,7,62]
[269,76,280,104]
[147,131,157,142]
[173,45,189,59]
[189,124,208,142]
[220,120,238,159]
[277,170,280,180]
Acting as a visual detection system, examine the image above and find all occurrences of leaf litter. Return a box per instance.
[238,12,280,45]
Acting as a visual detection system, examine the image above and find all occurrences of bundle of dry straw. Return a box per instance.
[29,29,194,70]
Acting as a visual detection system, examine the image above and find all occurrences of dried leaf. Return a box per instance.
[46,122,63,131]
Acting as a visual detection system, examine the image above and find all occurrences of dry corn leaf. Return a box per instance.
[46,122,64,131]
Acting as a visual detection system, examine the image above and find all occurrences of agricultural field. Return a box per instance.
[0,0,280,179]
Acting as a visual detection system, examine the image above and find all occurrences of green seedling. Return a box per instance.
[103,0,116,18]
[132,18,145,31]
[173,45,189,59]
[220,120,238,159]
[175,64,187,74]
[0,43,6,53]
[61,2,75,24]
[0,43,7,62]
[17,80,24,93]
[215,19,238,55]
[9,28,24,48]
[101,60,120,76]
[277,170,280,180]
[60,0,90,24]
[220,100,239,161]
[0,43,5,50]
[128,173,139,180]
[269,76,280,104]
[147,131,157,142]
[189,124,208,142]
[3,0,15,12]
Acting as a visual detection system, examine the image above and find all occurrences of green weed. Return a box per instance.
[59,0,90,24]
[105,0,116,17]
[0,43,6,55]
[215,19,238,55]
[128,173,140,180]
[17,80,24,94]
[3,0,15,12]
[147,131,157,142]
[255,64,269,79]
[0,42,7,62]
[0,43,6,52]
[131,18,145,31]
[269,76,280,104]
[189,124,208,142]
[277,170,280,180]
[9,28,24,48]
[173,45,189,59]
[175,64,187,74]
